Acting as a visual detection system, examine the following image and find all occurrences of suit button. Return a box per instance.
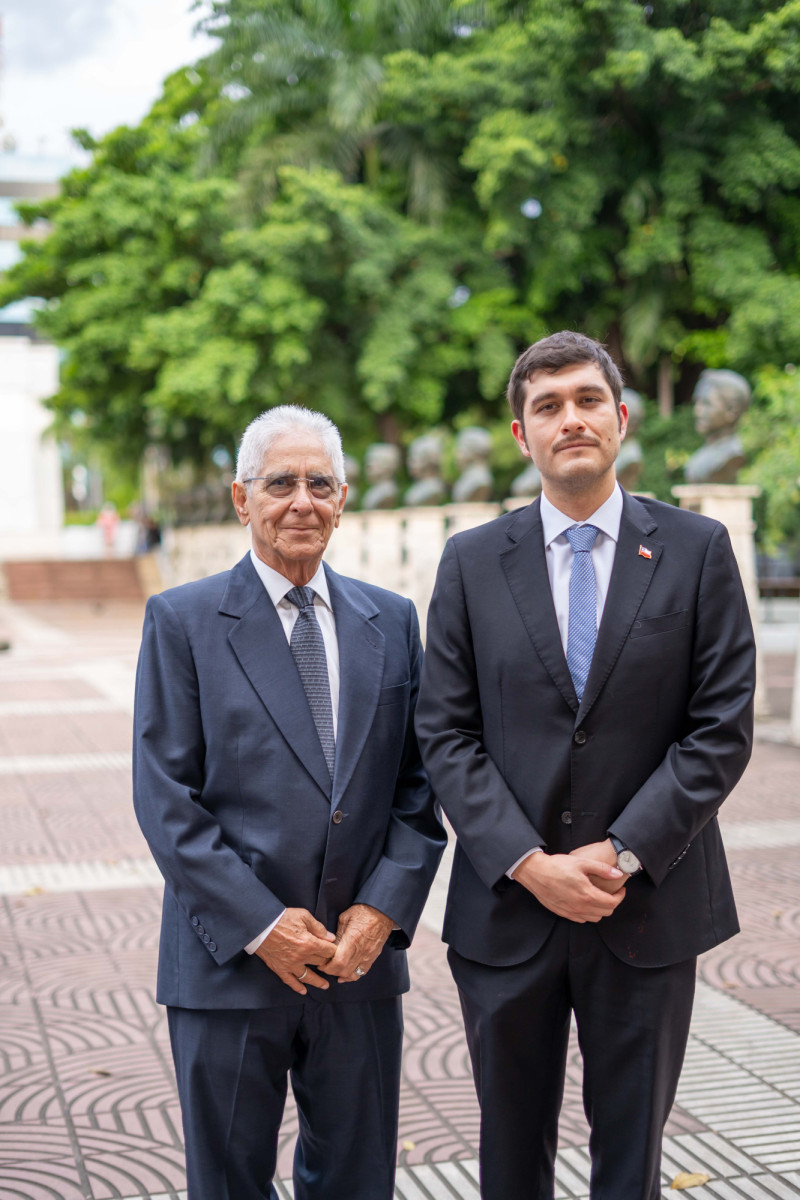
[202,933,210,944]
[196,924,205,935]
[332,810,343,825]
[191,916,199,927]
[573,729,587,745]
[561,811,572,825]
[208,941,217,952]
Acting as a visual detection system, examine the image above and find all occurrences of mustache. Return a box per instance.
[553,437,600,452]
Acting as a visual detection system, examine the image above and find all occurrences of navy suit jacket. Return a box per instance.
[133,554,445,1008]
[416,492,756,969]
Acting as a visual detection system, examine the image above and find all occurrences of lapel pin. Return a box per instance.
[638,545,652,559]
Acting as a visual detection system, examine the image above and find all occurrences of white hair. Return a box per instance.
[235,406,347,486]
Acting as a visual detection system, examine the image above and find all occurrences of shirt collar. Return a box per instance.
[248,550,332,611]
[540,481,623,549]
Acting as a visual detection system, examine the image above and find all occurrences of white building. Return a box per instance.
[0,153,67,558]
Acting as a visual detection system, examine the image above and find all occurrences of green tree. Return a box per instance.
[131,163,525,450]
[0,67,234,465]
[199,0,490,219]
[2,0,800,521]
[741,366,800,551]
[380,0,800,408]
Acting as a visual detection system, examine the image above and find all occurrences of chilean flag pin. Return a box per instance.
[638,545,652,559]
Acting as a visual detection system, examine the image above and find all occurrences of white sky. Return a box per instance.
[0,0,215,162]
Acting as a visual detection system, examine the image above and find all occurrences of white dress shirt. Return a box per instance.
[244,551,340,954]
[507,483,623,877]
[540,483,623,655]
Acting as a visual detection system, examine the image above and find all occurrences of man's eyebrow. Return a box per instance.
[266,468,332,476]
[529,383,608,404]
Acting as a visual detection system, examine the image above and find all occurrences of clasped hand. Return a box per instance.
[511,839,627,923]
[256,903,394,994]
[327,903,394,983]
[256,908,336,995]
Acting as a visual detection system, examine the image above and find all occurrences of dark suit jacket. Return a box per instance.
[415,492,755,970]
[133,554,445,1009]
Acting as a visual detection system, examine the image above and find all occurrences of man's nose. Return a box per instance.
[561,401,585,429]
[290,481,315,510]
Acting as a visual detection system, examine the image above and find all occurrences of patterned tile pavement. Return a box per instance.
[0,597,798,1198]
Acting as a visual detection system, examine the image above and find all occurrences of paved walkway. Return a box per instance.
[0,599,799,1199]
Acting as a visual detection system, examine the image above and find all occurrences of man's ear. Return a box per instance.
[334,482,348,527]
[511,419,531,458]
[618,402,629,440]
[231,481,250,527]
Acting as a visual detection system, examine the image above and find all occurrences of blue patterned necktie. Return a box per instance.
[565,525,600,701]
[286,587,336,778]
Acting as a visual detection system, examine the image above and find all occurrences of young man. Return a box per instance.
[416,331,756,1199]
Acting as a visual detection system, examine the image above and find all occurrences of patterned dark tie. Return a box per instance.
[285,586,336,778]
[565,524,600,702]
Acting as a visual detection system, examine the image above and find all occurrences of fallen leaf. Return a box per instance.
[89,1069,112,1077]
[402,1140,415,1152]
[671,1171,711,1189]
[24,886,46,896]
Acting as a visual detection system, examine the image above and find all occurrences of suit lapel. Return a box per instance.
[578,493,662,719]
[325,566,385,803]
[501,500,578,714]
[222,556,332,800]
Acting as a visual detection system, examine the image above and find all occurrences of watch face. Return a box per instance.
[618,849,641,874]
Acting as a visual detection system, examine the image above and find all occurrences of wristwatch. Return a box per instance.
[609,834,642,875]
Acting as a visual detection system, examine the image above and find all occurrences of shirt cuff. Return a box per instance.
[244,909,286,955]
[506,846,544,879]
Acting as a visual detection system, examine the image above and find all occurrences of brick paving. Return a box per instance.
[0,597,798,1198]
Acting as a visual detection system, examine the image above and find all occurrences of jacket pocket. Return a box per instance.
[630,610,688,639]
[377,679,410,706]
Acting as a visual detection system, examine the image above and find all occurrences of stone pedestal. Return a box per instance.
[672,484,767,718]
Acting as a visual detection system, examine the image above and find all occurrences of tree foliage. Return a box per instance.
[741,365,800,551]
[2,0,799,534]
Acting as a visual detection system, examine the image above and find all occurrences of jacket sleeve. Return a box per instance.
[132,593,285,965]
[609,522,756,885]
[355,599,447,945]
[415,537,546,891]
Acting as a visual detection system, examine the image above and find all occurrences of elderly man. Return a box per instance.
[416,332,755,1199]
[133,405,444,1200]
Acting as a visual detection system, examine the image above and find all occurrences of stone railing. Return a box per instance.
[158,503,503,632]
[154,489,798,734]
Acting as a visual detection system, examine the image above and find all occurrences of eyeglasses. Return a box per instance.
[243,473,338,500]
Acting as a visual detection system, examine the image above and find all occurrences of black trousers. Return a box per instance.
[449,921,696,1200]
[168,997,403,1200]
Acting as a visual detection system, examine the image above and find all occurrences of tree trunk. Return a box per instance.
[658,355,674,418]
[377,412,402,445]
